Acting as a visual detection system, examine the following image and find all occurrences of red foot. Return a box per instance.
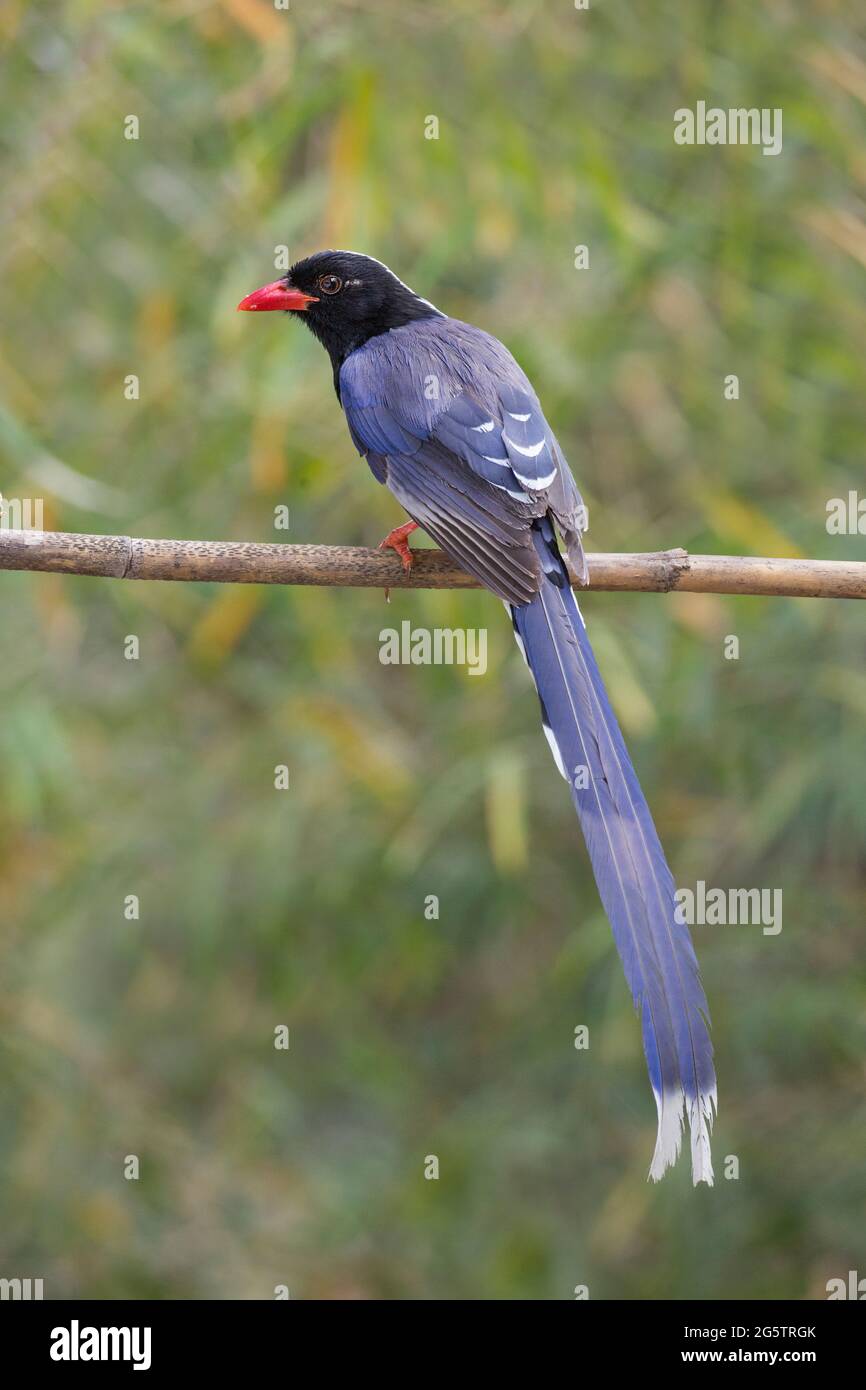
[378,520,418,573]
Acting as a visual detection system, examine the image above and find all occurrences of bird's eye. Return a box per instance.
[318,274,342,295]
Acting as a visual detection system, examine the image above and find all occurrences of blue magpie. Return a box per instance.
[239,250,716,1184]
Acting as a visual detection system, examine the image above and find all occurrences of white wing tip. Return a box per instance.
[649,1086,717,1186]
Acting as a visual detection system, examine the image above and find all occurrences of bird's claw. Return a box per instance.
[378,521,418,572]
[378,521,418,600]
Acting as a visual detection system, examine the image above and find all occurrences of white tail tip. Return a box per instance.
[649,1086,717,1186]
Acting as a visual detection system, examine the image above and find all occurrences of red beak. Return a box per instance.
[237,279,319,312]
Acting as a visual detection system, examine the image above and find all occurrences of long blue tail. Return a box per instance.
[511,519,716,1185]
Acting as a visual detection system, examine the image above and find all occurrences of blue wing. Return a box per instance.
[339,327,587,599]
[341,364,545,602]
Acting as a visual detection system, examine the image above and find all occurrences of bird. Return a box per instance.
[238,250,716,1185]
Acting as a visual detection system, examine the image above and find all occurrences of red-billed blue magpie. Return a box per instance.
[239,250,716,1184]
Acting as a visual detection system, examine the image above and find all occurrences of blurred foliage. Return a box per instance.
[0,0,864,1300]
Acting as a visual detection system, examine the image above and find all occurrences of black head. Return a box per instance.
[238,250,442,378]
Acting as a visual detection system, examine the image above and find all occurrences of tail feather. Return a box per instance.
[511,519,716,1185]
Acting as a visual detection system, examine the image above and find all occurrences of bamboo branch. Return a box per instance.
[0,529,863,599]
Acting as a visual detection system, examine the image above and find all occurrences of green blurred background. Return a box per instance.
[0,0,864,1300]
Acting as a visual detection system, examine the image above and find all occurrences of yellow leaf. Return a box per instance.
[288,694,412,801]
[323,75,374,245]
[248,412,288,492]
[701,489,804,559]
[219,0,290,46]
[188,586,263,667]
[137,292,176,355]
[485,750,528,874]
[669,590,727,637]
[590,623,657,736]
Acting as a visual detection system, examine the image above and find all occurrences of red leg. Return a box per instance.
[378,520,418,573]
